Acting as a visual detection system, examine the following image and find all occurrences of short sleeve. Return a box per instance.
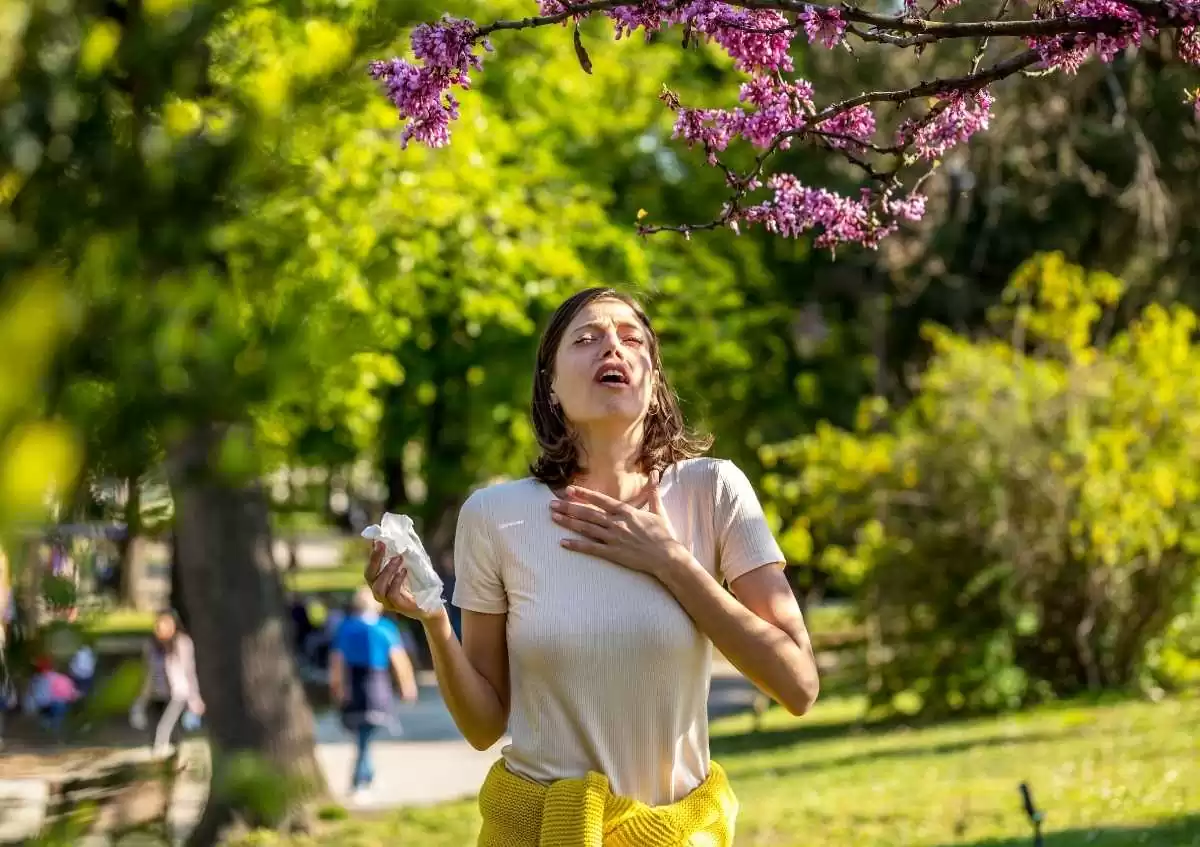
[378,618,402,649]
[451,492,507,614]
[714,460,785,585]
[331,620,351,654]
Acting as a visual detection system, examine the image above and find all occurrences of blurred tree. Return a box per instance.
[0,0,373,837]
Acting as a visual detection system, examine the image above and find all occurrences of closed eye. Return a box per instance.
[573,332,644,346]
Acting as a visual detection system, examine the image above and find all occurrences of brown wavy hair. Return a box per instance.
[530,288,712,490]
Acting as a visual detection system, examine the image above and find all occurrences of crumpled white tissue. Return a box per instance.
[362,513,444,615]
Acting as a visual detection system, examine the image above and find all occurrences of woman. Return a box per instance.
[366,288,819,845]
[328,586,419,803]
[130,610,205,757]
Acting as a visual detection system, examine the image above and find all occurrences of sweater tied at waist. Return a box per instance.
[476,759,738,847]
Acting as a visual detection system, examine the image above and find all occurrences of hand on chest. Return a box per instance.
[499,485,717,658]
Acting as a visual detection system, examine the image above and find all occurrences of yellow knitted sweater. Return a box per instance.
[476,759,737,847]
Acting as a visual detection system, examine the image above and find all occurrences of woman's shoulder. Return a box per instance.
[459,477,545,521]
[668,456,748,490]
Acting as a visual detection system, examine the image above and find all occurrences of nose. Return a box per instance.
[598,326,623,358]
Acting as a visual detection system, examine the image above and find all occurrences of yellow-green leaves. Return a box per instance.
[78,19,122,78]
[764,253,1200,711]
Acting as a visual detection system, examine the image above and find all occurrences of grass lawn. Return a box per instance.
[240,694,1199,847]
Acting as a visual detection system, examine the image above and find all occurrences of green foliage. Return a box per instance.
[1144,591,1200,691]
[82,658,147,719]
[211,751,315,828]
[0,273,80,532]
[766,253,1200,716]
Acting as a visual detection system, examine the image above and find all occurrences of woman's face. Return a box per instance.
[550,297,656,430]
[153,615,176,642]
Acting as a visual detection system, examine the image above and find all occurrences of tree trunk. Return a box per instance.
[168,531,191,633]
[167,423,326,846]
[116,474,142,606]
[286,471,299,573]
[381,454,409,515]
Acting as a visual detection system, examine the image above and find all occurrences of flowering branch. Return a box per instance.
[369,0,1200,252]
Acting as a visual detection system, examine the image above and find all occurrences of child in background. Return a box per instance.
[28,656,79,736]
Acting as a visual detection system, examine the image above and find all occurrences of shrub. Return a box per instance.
[765,253,1200,716]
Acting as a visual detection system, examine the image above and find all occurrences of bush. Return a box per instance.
[765,253,1200,716]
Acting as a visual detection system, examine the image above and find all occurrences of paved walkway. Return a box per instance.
[1,665,757,842]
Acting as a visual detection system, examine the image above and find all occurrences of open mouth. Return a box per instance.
[594,365,631,386]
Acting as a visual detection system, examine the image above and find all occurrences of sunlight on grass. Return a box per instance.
[286,564,362,594]
[80,607,156,636]
[710,695,1200,846]
[258,695,1199,847]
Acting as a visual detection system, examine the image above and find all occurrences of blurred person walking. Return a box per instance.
[329,586,419,804]
[130,610,205,757]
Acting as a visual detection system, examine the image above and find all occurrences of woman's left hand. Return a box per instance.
[550,485,688,579]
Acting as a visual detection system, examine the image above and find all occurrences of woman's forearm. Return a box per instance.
[658,554,819,716]
[328,651,345,703]
[422,611,508,750]
[389,648,419,700]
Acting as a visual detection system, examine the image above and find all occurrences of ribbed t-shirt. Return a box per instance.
[452,457,785,806]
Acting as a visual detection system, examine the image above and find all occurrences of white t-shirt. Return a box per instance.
[452,457,784,806]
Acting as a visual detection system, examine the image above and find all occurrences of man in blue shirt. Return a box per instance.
[329,587,419,802]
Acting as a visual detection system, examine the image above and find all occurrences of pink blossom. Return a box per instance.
[602,2,796,71]
[605,0,689,38]
[737,77,814,148]
[669,77,816,158]
[738,174,881,249]
[369,15,489,148]
[884,190,928,222]
[899,89,993,160]
[411,16,485,73]
[367,60,458,148]
[536,0,572,15]
[816,104,876,150]
[799,6,848,49]
[1180,26,1200,65]
[672,107,743,163]
[692,5,796,72]
[1027,0,1153,73]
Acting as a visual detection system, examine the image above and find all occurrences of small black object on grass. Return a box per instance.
[1019,782,1045,847]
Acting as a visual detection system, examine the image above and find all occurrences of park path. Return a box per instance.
[1,663,757,843]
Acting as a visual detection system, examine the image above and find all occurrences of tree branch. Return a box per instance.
[379,0,1194,250]
[476,0,1178,43]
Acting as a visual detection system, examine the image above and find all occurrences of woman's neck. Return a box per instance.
[574,428,649,502]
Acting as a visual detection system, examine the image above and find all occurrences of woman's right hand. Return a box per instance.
[365,543,444,623]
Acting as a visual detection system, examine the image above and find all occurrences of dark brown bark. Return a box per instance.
[167,423,326,847]
[168,531,191,633]
[381,454,409,515]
